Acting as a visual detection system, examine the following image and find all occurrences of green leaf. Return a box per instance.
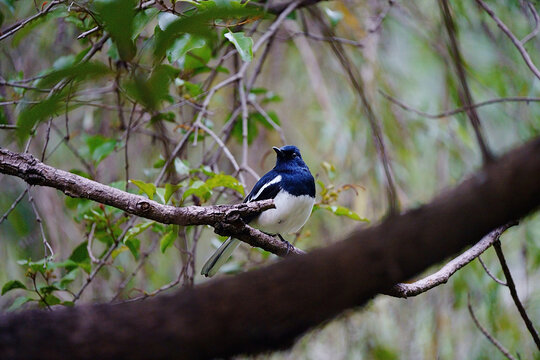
[205,173,245,196]
[1,280,27,295]
[94,0,137,61]
[316,204,369,222]
[17,93,64,140]
[69,241,91,273]
[124,221,154,242]
[133,7,160,39]
[43,294,61,306]
[125,238,140,260]
[224,31,253,62]
[111,245,129,260]
[130,180,156,200]
[59,269,79,289]
[153,5,263,60]
[37,62,111,88]
[83,135,118,165]
[7,296,34,311]
[174,158,190,176]
[183,180,212,202]
[38,284,59,296]
[17,258,57,274]
[164,183,182,204]
[167,33,206,65]
[125,65,180,110]
[160,230,176,253]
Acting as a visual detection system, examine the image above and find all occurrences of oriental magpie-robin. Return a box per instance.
[201,145,315,277]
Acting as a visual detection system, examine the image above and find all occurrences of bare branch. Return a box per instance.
[440,0,493,163]
[380,91,540,119]
[309,7,400,214]
[522,1,540,44]
[476,0,540,81]
[385,223,516,298]
[493,240,540,350]
[0,1,64,42]
[468,296,517,360]
[477,255,507,286]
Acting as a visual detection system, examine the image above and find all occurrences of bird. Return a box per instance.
[201,145,316,277]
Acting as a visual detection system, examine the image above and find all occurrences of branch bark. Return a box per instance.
[1,137,540,359]
[0,147,305,257]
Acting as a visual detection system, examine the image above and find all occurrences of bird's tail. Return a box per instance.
[201,238,240,277]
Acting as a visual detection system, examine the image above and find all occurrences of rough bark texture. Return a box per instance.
[0,147,305,257]
[1,137,540,359]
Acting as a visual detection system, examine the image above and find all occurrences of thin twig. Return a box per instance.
[239,78,249,171]
[309,7,400,214]
[110,236,159,301]
[87,223,101,264]
[27,185,54,259]
[477,255,507,286]
[0,189,28,225]
[249,99,287,144]
[288,31,364,47]
[73,217,137,302]
[380,91,540,119]
[493,240,540,350]
[522,1,540,44]
[77,26,99,40]
[468,295,517,360]
[440,0,493,163]
[0,1,64,41]
[0,80,51,92]
[476,0,540,81]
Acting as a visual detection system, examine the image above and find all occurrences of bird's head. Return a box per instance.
[273,145,307,169]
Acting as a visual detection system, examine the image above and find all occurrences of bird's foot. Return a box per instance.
[277,234,293,256]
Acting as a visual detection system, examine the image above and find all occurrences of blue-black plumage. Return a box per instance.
[201,145,315,277]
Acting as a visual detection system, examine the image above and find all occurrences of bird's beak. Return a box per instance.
[272,146,282,156]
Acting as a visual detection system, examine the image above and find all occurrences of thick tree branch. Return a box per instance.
[1,137,540,359]
[0,147,304,257]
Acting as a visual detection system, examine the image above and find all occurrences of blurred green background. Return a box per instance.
[0,0,539,358]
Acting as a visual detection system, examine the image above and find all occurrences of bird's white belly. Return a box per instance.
[251,191,314,235]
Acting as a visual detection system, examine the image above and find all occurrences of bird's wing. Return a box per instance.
[243,171,282,224]
[244,171,282,203]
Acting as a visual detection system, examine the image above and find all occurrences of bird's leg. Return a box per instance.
[277,234,293,256]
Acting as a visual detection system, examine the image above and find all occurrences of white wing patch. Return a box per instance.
[248,175,282,202]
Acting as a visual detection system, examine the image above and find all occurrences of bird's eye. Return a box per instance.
[291,153,297,158]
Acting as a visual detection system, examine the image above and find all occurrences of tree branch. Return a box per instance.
[468,296,517,360]
[385,222,516,298]
[493,240,540,350]
[0,147,304,257]
[476,0,540,81]
[1,136,540,359]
